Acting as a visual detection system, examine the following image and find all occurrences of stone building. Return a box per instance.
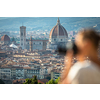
[26,39,48,51]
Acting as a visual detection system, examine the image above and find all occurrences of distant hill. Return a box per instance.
[0,17,100,32]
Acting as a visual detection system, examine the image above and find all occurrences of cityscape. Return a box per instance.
[0,17,100,84]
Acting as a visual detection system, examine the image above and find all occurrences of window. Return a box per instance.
[21,33,23,36]
[54,39,56,41]
[61,39,62,41]
[40,43,41,45]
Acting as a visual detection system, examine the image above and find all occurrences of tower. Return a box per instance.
[20,26,26,49]
[30,35,33,52]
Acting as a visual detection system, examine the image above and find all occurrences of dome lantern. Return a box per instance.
[57,17,60,25]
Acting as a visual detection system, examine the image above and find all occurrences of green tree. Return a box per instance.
[46,79,55,84]
[24,78,32,84]
[24,75,38,84]
[46,77,60,84]
[55,77,60,84]
[32,75,38,84]
[0,79,5,84]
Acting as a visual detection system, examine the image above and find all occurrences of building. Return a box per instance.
[19,25,48,50]
[24,68,44,79]
[9,43,18,48]
[0,35,10,45]
[26,39,48,50]
[13,53,26,58]
[51,70,61,80]
[13,79,26,84]
[24,68,40,78]
[0,51,7,58]
[30,36,33,52]
[0,67,11,80]
[20,26,26,49]
[40,67,48,75]
[15,67,24,79]
[38,79,49,84]
[47,18,68,50]
[11,67,16,80]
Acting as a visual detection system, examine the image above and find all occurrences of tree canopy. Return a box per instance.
[46,77,60,84]
[24,75,38,84]
[24,76,60,84]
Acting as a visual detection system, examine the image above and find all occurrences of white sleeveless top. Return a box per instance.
[67,60,100,84]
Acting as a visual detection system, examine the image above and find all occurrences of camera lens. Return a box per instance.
[56,41,78,55]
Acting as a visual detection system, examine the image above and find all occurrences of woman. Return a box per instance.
[59,29,100,84]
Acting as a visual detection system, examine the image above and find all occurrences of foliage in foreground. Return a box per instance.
[23,76,60,84]
[46,77,60,84]
[24,75,38,84]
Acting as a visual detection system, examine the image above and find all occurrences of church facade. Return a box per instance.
[26,39,48,51]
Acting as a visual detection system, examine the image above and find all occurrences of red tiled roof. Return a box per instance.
[49,19,68,38]
[1,35,10,41]
[13,79,26,84]
[38,79,49,84]
[38,80,45,84]
[0,51,5,53]
[14,53,25,55]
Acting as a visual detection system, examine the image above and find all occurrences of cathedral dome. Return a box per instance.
[1,35,10,41]
[49,18,68,38]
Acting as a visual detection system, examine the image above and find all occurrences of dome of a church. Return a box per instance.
[1,35,10,41]
[49,18,68,38]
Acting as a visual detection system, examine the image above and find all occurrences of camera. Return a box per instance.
[56,41,78,55]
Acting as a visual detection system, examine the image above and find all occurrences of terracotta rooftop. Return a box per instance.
[1,35,10,41]
[14,53,25,55]
[38,79,49,84]
[13,79,26,84]
[0,51,6,53]
[49,18,68,38]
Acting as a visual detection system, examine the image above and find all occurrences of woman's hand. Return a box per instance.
[59,50,74,84]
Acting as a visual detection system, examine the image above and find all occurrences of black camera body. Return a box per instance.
[56,41,78,55]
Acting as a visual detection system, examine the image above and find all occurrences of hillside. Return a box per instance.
[0,17,100,32]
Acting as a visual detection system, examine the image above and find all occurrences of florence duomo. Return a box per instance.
[20,17,68,51]
[47,17,68,49]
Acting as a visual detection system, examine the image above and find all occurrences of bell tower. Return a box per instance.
[30,35,33,52]
[20,26,26,49]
